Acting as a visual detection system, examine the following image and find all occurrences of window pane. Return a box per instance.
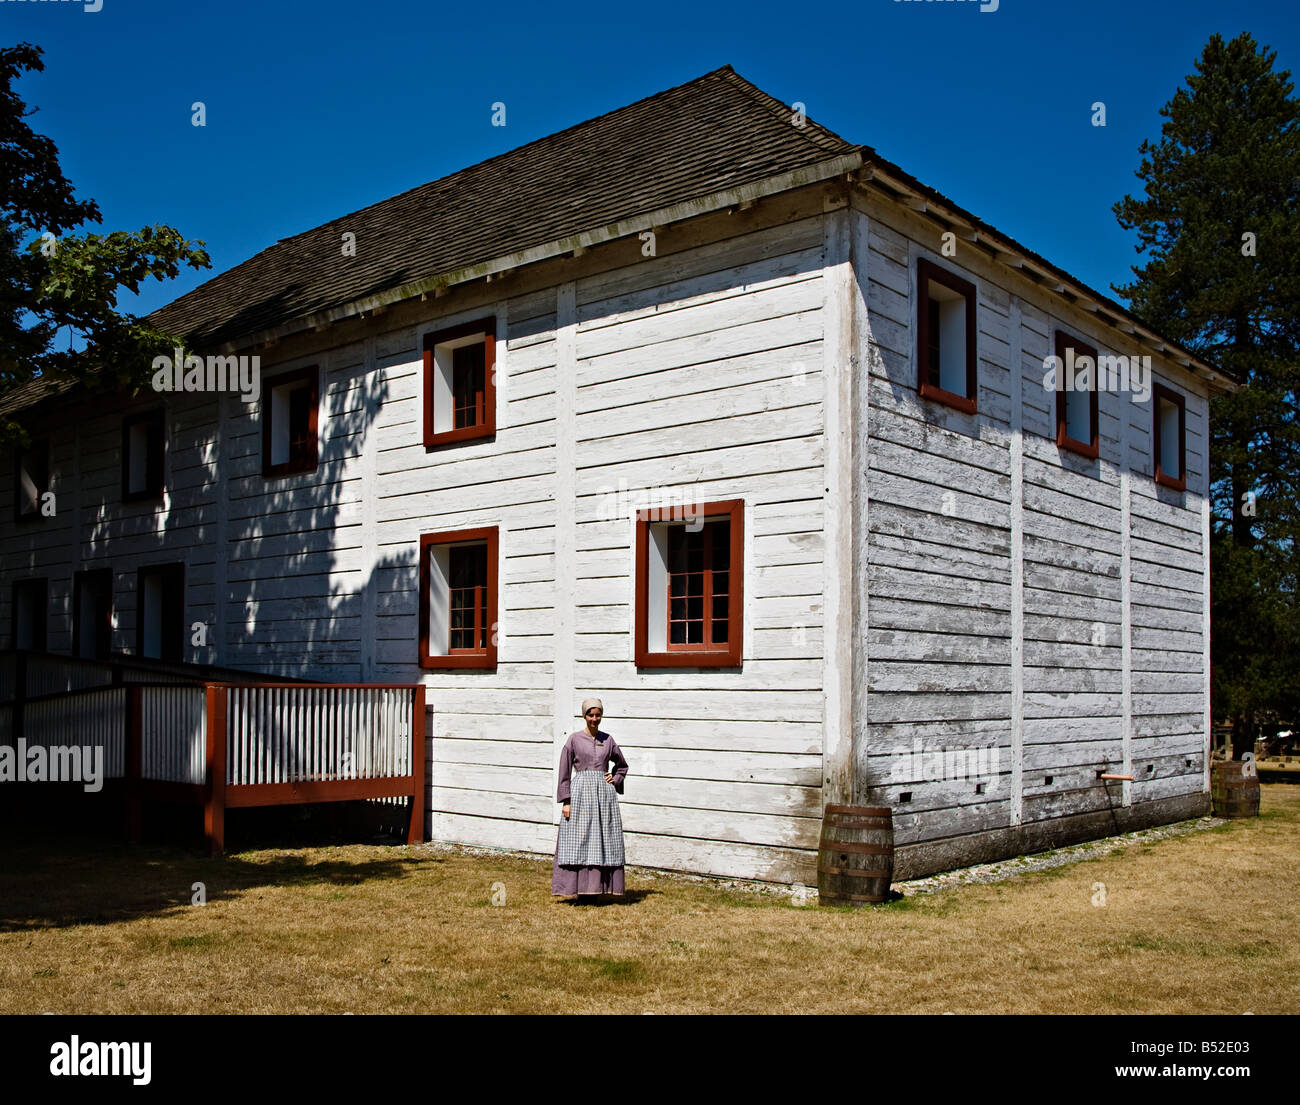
[1159,398,1182,479]
[288,386,313,464]
[452,343,486,429]
[18,443,48,516]
[927,294,942,387]
[1064,387,1091,445]
[931,284,968,396]
[448,544,487,651]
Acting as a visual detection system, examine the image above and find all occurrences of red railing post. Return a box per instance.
[408,684,426,845]
[125,685,143,843]
[204,684,227,856]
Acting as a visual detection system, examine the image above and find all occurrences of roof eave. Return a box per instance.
[858,156,1237,395]
[205,151,866,355]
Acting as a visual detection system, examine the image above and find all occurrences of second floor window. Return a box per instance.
[263,366,319,477]
[122,410,166,500]
[14,439,49,522]
[424,318,496,447]
[1054,330,1099,459]
[917,258,978,413]
[1153,384,1186,491]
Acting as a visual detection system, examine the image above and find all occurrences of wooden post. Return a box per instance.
[408,684,426,845]
[204,684,227,856]
[125,685,143,842]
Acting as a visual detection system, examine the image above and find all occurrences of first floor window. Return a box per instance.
[263,366,319,477]
[14,439,49,522]
[424,318,496,447]
[1153,383,1186,491]
[137,563,185,662]
[419,527,498,668]
[122,410,166,500]
[668,519,731,649]
[11,578,48,651]
[73,568,114,660]
[1054,330,1099,459]
[636,499,743,668]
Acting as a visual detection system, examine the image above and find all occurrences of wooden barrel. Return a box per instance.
[817,805,893,906]
[1212,759,1260,819]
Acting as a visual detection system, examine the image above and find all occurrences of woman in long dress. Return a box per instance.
[552,698,628,899]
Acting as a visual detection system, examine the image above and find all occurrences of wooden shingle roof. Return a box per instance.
[147,65,857,350]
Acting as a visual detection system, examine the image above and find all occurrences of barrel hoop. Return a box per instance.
[822,818,892,830]
[818,840,892,856]
[824,805,891,816]
[818,866,892,879]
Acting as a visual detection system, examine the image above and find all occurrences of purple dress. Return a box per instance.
[552,729,629,896]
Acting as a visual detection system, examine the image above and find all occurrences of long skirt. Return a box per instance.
[552,770,626,896]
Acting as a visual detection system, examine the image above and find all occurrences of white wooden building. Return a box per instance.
[0,66,1234,881]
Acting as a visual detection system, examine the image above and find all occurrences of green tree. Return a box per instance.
[1113,32,1300,756]
[1,41,209,444]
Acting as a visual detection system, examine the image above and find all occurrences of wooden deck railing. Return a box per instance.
[0,654,425,854]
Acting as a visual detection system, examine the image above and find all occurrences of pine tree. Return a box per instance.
[1114,32,1300,756]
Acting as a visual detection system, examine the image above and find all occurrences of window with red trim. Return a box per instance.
[424,319,496,447]
[917,258,978,413]
[419,527,498,668]
[636,500,743,668]
[1153,384,1186,491]
[263,366,319,478]
[1054,330,1099,459]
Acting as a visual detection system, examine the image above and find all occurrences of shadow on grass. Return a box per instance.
[0,802,428,933]
[555,889,656,907]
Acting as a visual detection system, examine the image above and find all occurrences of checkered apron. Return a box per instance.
[556,770,625,867]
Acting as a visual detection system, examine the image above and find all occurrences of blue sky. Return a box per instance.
[6,0,1298,318]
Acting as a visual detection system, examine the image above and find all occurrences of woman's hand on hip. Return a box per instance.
[604,772,614,784]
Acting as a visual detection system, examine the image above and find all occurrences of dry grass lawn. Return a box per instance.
[2,787,1298,1014]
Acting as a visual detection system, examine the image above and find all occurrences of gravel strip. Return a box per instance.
[895,816,1226,897]
[411,815,1227,904]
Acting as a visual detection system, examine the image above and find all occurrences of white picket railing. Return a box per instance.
[141,685,208,785]
[18,686,127,779]
[224,685,414,786]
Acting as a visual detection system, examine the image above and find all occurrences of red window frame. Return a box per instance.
[1054,330,1100,460]
[423,318,496,448]
[418,526,498,669]
[1152,383,1187,492]
[122,409,166,501]
[916,257,978,414]
[635,499,743,669]
[262,366,320,478]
